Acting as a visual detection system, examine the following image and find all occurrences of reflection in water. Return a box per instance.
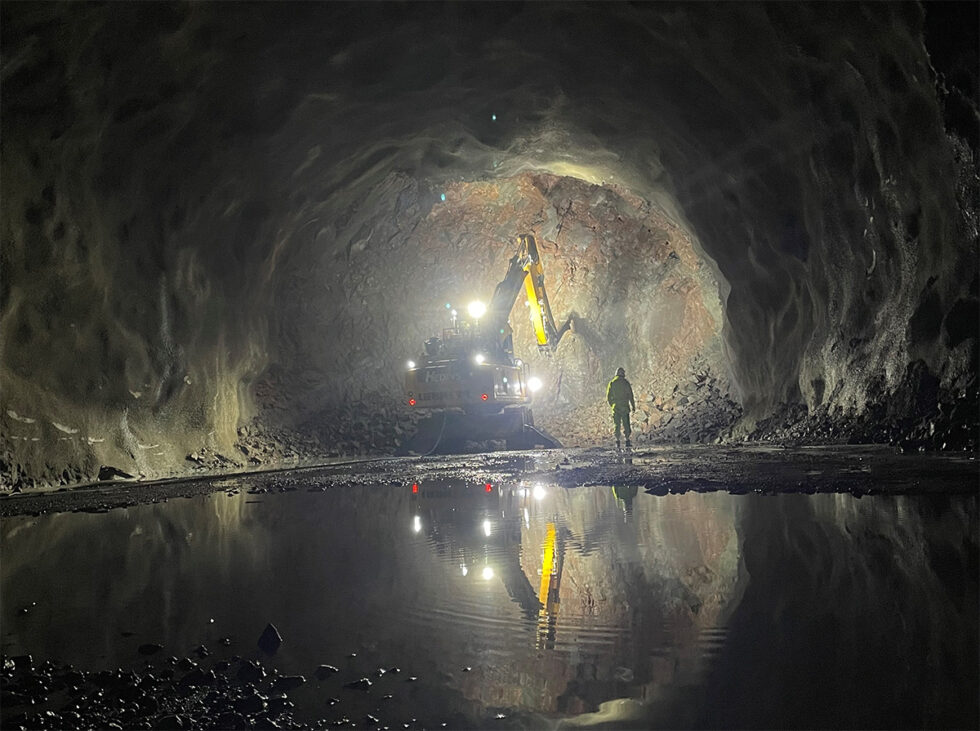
[690,493,979,730]
[1,479,976,728]
[612,484,638,516]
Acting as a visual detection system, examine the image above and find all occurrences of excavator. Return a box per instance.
[402,233,572,453]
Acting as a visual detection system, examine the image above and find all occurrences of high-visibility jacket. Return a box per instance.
[606,375,635,411]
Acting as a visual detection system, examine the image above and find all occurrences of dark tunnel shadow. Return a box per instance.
[668,493,980,730]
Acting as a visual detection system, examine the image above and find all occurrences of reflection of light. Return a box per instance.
[533,484,547,501]
[467,301,487,319]
[515,358,523,367]
[520,488,528,498]
[461,564,468,577]
[483,519,492,537]
[523,507,530,528]
[412,515,421,533]
[482,566,494,580]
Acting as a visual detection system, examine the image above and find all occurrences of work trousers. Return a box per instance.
[611,405,632,441]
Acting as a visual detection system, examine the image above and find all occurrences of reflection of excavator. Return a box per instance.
[409,480,544,621]
[412,480,572,650]
[408,479,568,642]
[402,234,572,453]
[536,521,564,649]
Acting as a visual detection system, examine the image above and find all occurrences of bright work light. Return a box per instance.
[467,300,487,319]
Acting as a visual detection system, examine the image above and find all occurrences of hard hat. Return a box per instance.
[616,367,626,377]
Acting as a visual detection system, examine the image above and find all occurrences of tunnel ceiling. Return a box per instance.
[1,2,977,485]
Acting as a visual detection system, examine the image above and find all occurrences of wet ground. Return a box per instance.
[2,445,977,729]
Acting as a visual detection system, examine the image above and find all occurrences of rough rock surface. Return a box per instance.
[1,3,976,489]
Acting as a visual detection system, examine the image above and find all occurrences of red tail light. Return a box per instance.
[412,483,419,494]
[485,483,492,492]
[481,393,488,401]
[409,398,416,406]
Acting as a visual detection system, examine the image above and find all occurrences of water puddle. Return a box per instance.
[2,477,976,728]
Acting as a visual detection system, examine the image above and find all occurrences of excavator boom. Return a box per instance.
[520,235,560,352]
[488,233,570,354]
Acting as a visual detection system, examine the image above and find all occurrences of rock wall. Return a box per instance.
[1,2,976,486]
[274,170,727,448]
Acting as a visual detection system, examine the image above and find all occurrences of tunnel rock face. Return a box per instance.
[1,2,977,485]
[282,170,727,447]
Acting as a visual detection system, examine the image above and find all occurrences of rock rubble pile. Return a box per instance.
[748,363,978,453]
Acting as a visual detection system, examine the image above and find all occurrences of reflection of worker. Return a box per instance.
[606,367,636,449]
[612,484,638,514]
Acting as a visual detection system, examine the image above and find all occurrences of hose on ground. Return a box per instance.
[422,410,449,456]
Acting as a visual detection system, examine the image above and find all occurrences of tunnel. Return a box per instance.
[1,1,977,488]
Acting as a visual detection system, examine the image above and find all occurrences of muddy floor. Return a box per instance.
[2,446,977,730]
[2,445,976,519]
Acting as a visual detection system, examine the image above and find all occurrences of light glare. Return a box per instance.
[528,377,543,392]
[468,300,487,319]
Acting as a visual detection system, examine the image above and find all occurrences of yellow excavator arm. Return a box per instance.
[520,235,559,350]
[487,233,572,354]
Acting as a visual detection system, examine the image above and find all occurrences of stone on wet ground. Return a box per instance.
[0,653,352,730]
[257,623,283,655]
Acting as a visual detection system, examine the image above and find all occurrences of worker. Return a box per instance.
[606,367,636,449]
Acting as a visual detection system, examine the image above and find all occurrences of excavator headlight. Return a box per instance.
[474,353,485,365]
[528,377,543,393]
[467,300,487,319]
[407,360,416,369]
